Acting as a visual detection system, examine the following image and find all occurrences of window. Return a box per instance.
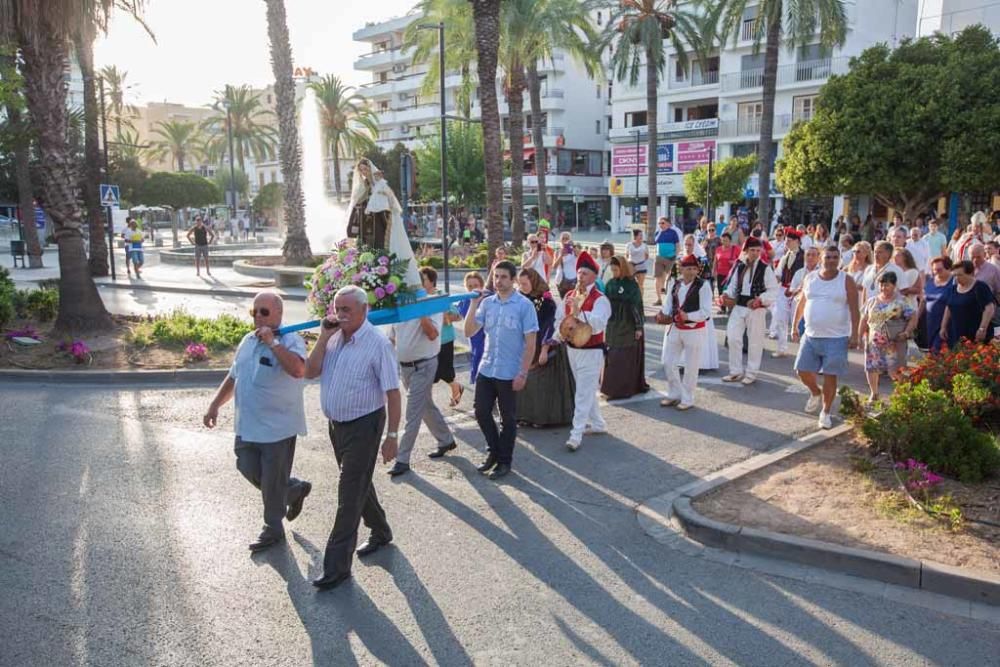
[597,11,602,26]
[625,110,647,127]
[741,53,765,71]
[596,84,601,99]
[267,94,272,105]
[607,82,612,99]
[595,119,601,135]
[378,71,388,83]
[797,44,830,64]
[737,101,763,134]
[589,151,603,176]
[793,95,818,122]
[674,108,684,122]
[270,171,277,183]
[258,173,265,187]
[377,100,389,112]
[606,115,612,130]
[557,150,572,174]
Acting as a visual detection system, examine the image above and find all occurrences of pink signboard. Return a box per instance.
[675,140,716,172]
[611,145,647,176]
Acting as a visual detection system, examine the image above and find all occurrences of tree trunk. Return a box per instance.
[74,28,109,277]
[20,24,111,332]
[264,0,311,264]
[507,64,526,246]
[645,47,659,239]
[332,140,342,201]
[3,90,43,268]
[526,60,548,222]
[470,0,504,259]
[756,3,782,229]
[178,151,185,173]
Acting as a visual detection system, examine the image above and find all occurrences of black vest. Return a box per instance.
[780,249,804,286]
[735,260,768,306]
[672,277,705,314]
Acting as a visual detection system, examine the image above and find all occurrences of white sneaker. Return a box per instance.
[566,439,581,452]
[818,411,833,429]
[584,425,607,436]
[741,375,757,386]
[804,393,822,414]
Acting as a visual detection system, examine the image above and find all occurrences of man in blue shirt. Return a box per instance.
[203,292,311,552]
[463,260,539,479]
[653,217,680,306]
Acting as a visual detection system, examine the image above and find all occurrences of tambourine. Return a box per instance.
[559,315,594,347]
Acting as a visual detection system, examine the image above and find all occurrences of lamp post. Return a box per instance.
[98,77,117,280]
[633,128,641,230]
[223,98,238,227]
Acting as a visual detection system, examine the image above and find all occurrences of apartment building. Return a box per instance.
[607,0,919,230]
[353,11,611,226]
[917,0,1000,36]
[130,102,215,174]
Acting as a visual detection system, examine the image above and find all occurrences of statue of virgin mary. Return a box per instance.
[346,158,419,288]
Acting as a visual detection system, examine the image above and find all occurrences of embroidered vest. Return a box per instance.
[565,286,606,349]
[672,277,705,315]
[780,249,804,286]
[735,260,768,306]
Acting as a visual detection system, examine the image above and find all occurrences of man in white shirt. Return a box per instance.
[861,241,904,302]
[722,238,780,385]
[906,227,930,272]
[555,231,579,298]
[657,255,715,410]
[775,245,820,358]
[387,267,457,477]
[792,246,859,430]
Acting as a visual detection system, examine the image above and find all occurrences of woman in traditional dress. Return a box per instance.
[515,268,575,426]
[600,255,649,399]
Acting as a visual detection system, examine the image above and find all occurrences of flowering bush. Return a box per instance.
[900,339,1000,423]
[305,241,412,318]
[894,459,944,494]
[184,342,208,362]
[57,339,91,364]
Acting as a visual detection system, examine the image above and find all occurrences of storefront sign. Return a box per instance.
[612,141,711,178]
[611,145,647,176]
[675,140,716,172]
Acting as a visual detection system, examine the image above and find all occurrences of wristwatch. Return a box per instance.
[386,431,399,439]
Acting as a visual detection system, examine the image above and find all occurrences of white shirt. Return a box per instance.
[320,321,400,422]
[906,238,930,272]
[802,271,852,338]
[801,235,815,250]
[790,265,819,294]
[560,252,577,281]
[555,283,611,336]
[724,259,780,306]
[627,241,649,267]
[391,313,442,363]
[661,278,714,323]
[861,262,904,301]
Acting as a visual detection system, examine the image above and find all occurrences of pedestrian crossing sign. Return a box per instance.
[100,183,120,207]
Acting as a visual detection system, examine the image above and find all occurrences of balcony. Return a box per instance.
[668,68,720,90]
[719,114,793,138]
[720,57,849,93]
[741,18,760,42]
[355,46,412,70]
[352,14,418,41]
[607,118,719,141]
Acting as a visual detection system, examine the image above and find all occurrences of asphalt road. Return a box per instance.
[2,361,998,665]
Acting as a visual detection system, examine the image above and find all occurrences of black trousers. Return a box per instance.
[234,436,307,539]
[322,409,392,577]
[474,375,517,465]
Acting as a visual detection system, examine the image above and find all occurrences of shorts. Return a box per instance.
[195,245,210,260]
[129,248,144,265]
[794,335,849,377]
[630,261,648,275]
[654,256,675,278]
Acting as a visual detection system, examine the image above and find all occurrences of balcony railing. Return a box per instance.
[668,68,720,89]
[719,114,793,138]
[720,57,849,93]
[741,18,760,41]
[541,88,564,98]
[792,109,815,124]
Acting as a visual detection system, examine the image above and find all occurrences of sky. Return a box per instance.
[94,0,416,107]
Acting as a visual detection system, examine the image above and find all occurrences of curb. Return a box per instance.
[642,423,1000,607]
[0,368,229,385]
[95,281,308,301]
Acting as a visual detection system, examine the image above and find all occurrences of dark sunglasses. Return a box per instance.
[250,307,271,317]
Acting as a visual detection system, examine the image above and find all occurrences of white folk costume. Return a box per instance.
[660,260,715,408]
[557,252,611,450]
[724,240,779,383]
[772,232,805,354]
[681,241,719,371]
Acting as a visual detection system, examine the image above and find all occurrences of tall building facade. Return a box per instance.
[607,0,920,230]
[917,0,1000,36]
[353,11,612,226]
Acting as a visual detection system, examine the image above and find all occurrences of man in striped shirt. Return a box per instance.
[306,285,401,590]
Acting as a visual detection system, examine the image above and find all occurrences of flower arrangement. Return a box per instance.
[57,339,91,364]
[305,241,412,319]
[185,342,208,362]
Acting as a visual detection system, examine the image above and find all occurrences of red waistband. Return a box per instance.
[674,321,706,330]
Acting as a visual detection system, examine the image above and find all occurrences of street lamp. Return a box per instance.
[222,97,238,228]
[633,128,641,230]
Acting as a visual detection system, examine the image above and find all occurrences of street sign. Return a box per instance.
[100,183,120,207]
[573,196,584,203]
[34,206,45,229]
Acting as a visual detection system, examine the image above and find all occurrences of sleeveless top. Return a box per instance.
[803,271,851,338]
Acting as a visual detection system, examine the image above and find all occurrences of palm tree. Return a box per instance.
[113,127,147,163]
[502,0,602,244]
[468,0,504,257]
[2,0,118,331]
[98,64,139,138]
[307,74,379,201]
[403,0,478,119]
[607,0,712,238]
[263,0,310,265]
[201,84,278,175]
[75,23,108,275]
[149,119,201,171]
[709,0,847,225]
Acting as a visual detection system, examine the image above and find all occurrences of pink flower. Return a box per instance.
[376,265,388,275]
[374,287,386,300]
[378,256,390,266]
[385,282,397,294]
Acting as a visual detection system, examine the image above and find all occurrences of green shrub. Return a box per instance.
[129,310,253,350]
[0,268,15,328]
[23,288,58,321]
[842,382,1000,483]
[419,256,444,269]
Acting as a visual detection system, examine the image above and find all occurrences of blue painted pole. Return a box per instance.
[948,193,960,237]
[275,291,478,336]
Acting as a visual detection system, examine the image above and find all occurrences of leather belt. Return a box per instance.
[400,356,436,368]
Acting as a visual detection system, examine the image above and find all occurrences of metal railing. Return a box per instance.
[792,109,815,123]
[741,19,760,41]
[719,114,793,137]
[669,68,720,89]
[720,57,848,92]
[541,88,565,98]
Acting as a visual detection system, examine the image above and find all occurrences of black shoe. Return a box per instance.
[487,463,511,480]
[312,571,351,590]
[285,481,312,521]
[387,462,410,477]
[428,442,457,459]
[248,533,283,552]
[477,454,498,473]
[357,535,392,557]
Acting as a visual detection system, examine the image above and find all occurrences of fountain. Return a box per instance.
[300,87,348,253]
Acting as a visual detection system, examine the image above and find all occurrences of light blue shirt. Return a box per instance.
[923,231,947,259]
[229,331,307,442]
[474,290,539,381]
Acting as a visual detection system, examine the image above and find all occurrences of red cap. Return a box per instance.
[679,254,700,268]
[784,227,802,240]
[743,237,762,250]
[576,251,599,274]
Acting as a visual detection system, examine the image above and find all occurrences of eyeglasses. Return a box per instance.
[250,307,271,317]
